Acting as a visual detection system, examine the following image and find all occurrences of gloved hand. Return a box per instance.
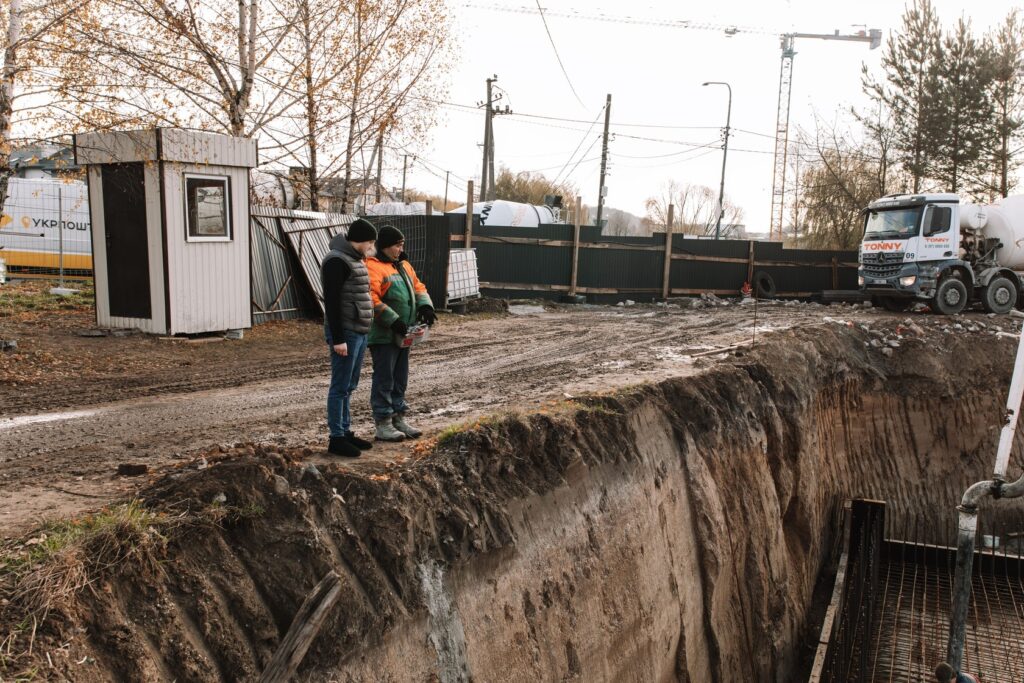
[417,305,437,326]
[390,319,409,337]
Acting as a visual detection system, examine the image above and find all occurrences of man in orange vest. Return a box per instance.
[366,225,436,441]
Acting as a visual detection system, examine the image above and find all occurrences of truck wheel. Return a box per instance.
[982,277,1017,314]
[878,297,911,312]
[932,278,968,315]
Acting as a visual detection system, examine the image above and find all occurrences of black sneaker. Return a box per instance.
[345,431,373,450]
[328,435,361,458]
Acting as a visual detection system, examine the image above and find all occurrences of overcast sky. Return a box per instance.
[395,0,1017,230]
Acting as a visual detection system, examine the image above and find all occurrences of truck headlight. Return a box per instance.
[899,275,917,287]
[858,275,865,286]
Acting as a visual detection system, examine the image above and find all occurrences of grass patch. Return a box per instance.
[0,501,167,678]
[435,413,510,446]
[0,279,94,317]
[0,501,166,617]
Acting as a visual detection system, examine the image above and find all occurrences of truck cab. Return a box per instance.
[858,193,1021,314]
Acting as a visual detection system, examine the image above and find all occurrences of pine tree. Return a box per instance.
[862,0,943,192]
[930,18,995,194]
[984,10,1024,198]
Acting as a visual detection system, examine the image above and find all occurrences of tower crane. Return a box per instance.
[465,4,882,240]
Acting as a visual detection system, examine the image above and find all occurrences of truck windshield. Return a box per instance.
[863,207,922,240]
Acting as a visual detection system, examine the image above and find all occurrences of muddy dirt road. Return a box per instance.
[0,298,1015,538]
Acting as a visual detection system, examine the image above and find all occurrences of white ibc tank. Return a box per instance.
[982,196,1024,269]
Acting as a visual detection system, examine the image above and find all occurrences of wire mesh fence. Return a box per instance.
[0,178,92,282]
[251,209,450,320]
[362,213,450,307]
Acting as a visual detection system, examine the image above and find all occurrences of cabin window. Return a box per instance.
[185,174,231,241]
[924,205,952,236]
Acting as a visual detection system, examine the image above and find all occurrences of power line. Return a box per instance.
[534,0,585,107]
[513,156,602,175]
[552,105,605,185]
[613,140,720,159]
[614,148,720,169]
[561,135,603,183]
[413,95,774,135]
[509,110,724,130]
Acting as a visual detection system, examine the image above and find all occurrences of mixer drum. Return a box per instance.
[982,196,1024,270]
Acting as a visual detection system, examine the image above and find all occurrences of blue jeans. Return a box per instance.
[326,327,368,437]
[370,343,410,420]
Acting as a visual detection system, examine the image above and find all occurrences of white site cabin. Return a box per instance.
[73,129,256,335]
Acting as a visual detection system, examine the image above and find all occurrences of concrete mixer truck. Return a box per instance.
[858,193,1024,314]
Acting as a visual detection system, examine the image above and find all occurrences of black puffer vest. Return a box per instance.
[321,234,372,334]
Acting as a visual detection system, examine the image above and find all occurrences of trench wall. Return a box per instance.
[329,329,1015,682]
[12,326,1019,683]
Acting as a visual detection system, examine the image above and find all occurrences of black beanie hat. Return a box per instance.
[376,225,405,250]
[345,218,377,243]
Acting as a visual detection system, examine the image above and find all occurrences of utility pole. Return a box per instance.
[401,154,410,203]
[702,81,731,240]
[595,93,611,230]
[478,75,511,202]
[480,76,494,202]
[374,130,385,204]
[443,171,450,211]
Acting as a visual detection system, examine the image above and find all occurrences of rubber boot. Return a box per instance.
[392,413,422,439]
[328,435,361,458]
[375,416,406,442]
[345,431,373,450]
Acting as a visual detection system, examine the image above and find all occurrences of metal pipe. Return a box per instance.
[962,479,999,509]
[947,320,1024,669]
[946,472,1024,670]
[947,505,978,670]
[998,472,1024,498]
[994,325,1024,480]
[57,185,64,289]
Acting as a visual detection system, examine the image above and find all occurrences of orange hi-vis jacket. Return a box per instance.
[366,253,433,345]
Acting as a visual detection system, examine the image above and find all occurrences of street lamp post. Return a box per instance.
[702,81,732,241]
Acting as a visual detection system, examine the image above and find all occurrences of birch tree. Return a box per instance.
[55,0,301,137]
[257,0,451,211]
[258,0,357,209]
[333,0,450,211]
[644,181,743,238]
[0,0,89,205]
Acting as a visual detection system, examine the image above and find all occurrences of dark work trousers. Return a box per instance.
[369,343,410,420]
[325,327,367,437]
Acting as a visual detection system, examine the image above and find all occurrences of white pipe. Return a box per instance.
[993,323,1024,479]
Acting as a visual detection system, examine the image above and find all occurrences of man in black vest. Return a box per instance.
[320,218,377,457]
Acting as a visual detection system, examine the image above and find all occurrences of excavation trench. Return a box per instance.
[2,323,1021,682]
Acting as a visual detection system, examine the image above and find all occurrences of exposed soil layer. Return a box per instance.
[2,321,1021,682]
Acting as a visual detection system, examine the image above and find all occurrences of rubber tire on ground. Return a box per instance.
[877,297,911,312]
[982,276,1017,314]
[932,278,969,315]
[753,271,776,299]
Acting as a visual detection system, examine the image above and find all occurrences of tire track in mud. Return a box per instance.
[0,304,871,537]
